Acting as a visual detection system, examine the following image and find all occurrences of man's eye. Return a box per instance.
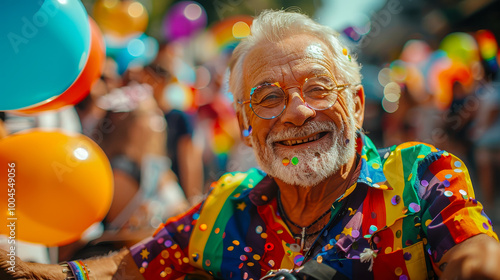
[255,91,283,107]
[305,86,331,97]
[307,86,327,92]
[262,93,282,101]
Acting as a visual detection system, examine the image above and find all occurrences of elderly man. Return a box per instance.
[2,10,500,280]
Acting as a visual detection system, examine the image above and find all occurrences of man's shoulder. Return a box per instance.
[379,141,443,165]
[372,141,448,190]
[377,140,465,196]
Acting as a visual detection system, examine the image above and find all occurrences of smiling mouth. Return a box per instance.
[277,132,328,146]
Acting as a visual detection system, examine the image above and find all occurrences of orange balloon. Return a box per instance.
[14,18,105,115]
[434,61,473,110]
[0,129,113,246]
[93,0,148,38]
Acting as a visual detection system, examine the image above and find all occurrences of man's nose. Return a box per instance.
[279,91,316,126]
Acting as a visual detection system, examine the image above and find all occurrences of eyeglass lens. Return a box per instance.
[250,76,340,119]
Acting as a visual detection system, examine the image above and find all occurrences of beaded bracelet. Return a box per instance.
[61,260,91,280]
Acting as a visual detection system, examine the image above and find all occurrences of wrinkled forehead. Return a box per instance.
[241,34,336,88]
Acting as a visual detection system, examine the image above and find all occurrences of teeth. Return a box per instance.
[281,133,322,146]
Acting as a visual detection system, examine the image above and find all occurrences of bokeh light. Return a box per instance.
[163,82,193,111]
[439,32,479,65]
[74,147,89,160]
[103,0,117,8]
[232,21,251,39]
[378,68,391,86]
[384,82,401,102]
[382,97,399,113]
[128,2,144,18]
[195,66,211,89]
[128,38,146,57]
[400,40,432,64]
[390,60,408,83]
[184,3,202,20]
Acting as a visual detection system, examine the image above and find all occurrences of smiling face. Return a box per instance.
[238,34,364,187]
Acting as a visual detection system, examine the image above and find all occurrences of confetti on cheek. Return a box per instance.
[282,158,290,166]
[242,126,252,137]
[291,157,299,165]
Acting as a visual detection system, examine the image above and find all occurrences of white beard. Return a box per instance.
[251,120,356,187]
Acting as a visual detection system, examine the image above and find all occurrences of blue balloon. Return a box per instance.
[115,33,159,74]
[104,34,129,58]
[0,0,91,110]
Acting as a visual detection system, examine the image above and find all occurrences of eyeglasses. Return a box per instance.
[238,75,357,120]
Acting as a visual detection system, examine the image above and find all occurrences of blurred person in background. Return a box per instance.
[75,57,123,141]
[59,84,189,261]
[98,86,188,226]
[472,65,500,214]
[194,55,248,189]
[126,45,205,204]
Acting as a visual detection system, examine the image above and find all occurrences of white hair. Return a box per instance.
[229,9,362,123]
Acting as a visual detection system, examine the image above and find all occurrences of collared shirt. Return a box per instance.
[130,134,498,279]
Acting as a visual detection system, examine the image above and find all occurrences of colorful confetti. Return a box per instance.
[391,195,401,205]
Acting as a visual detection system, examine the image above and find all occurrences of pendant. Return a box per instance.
[300,227,306,251]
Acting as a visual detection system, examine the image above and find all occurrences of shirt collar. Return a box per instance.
[356,133,391,190]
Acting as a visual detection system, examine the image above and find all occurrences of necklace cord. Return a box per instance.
[276,191,332,238]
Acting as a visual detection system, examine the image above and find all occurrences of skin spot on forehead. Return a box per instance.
[305,43,326,60]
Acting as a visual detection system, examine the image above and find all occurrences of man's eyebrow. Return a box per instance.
[251,68,331,88]
[252,78,276,88]
[306,68,331,77]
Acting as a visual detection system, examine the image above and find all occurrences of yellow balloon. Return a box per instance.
[93,0,149,38]
[0,129,113,246]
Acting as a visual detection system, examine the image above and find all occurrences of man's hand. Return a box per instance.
[0,248,142,280]
[439,234,500,280]
[0,248,34,280]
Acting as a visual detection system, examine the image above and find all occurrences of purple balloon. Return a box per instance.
[162,1,207,41]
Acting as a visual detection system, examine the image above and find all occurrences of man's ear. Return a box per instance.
[353,85,365,130]
[236,110,253,147]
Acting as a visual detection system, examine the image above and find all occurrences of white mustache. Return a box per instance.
[266,121,339,146]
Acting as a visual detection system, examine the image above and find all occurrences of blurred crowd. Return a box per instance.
[361,31,500,217]
[0,0,499,264]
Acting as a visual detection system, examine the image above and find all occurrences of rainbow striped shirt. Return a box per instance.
[131,134,497,279]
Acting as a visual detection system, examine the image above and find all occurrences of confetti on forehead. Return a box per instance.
[305,43,326,60]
